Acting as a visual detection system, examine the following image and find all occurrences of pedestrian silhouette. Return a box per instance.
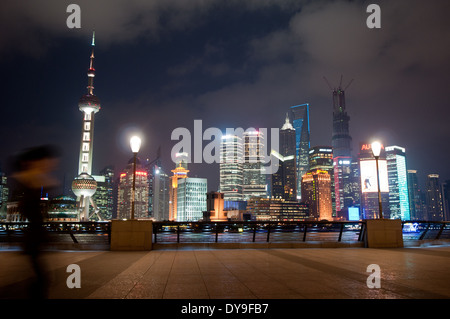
[10,145,60,299]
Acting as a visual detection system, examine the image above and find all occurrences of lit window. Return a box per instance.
[83,132,90,141]
[82,143,90,151]
[82,153,89,162]
[84,113,91,121]
[84,122,91,131]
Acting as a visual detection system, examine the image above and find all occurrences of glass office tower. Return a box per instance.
[243,130,266,200]
[290,104,310,200]
[177,178,207,222]
[220,134,244,201]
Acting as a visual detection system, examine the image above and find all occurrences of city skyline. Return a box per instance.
[1,1,450,197]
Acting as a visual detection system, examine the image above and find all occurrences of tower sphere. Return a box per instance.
[78,94,101,113]
[72,173,97,197]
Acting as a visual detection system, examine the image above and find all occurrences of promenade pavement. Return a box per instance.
[1,245,449,300]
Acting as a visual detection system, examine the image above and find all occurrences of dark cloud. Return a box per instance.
[1,0,449,194]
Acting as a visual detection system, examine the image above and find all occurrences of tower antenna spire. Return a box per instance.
[87,31,96,95]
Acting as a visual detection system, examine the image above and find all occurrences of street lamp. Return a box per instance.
[130,136,141,220]
[371,141,383,219]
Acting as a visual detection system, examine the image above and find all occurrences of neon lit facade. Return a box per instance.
[386,146,410,220]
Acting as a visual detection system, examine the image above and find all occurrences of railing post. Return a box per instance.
[303,224,307,242]
[435,222,445,240]
[252,224,256,242]
[266,223,271,242]
[338,223,344,242]
[215,224,219,243]
[177,224,180,243]
[154,224,158,244]
[419,223,429,240]
[358,223,365,242]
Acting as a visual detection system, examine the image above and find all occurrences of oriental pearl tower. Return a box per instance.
[71,32,101,221]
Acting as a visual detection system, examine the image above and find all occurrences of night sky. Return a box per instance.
[1,0,450,196]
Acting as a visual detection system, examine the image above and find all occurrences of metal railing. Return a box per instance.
[401,220,450,241]
[0,221,111,247]
[1,220,448,249]
[152,221,366,244]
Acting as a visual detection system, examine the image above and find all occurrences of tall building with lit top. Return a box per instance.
[271,114,297,200]
[117,158,149,219]
[169,162,189,221]
[220,134,244,201]
[386,146,410,220]
[290,104,310,199]
[309,146,335,216]
[71,32,101,221]
[243,130,266,200]
[301,169,332,221]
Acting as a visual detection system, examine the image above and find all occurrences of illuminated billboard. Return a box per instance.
[360,160,389,193]
[348,207,360,221]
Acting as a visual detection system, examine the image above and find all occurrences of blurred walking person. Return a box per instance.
[11,145,60,299]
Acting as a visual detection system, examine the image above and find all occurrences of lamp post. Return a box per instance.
[130,136,141,220]
[371,141,383,219]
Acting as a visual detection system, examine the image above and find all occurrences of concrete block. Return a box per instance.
[111,220,153,251]
[365,219,403,248]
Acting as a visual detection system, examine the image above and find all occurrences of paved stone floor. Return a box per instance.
[1,245,450,300]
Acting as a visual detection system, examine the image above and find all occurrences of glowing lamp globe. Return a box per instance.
[71,173,97,197]
[371,141,382,157]
[130,136,141,153]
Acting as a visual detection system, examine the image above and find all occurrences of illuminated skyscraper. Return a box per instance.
[290,104,310,199]
[117,158,149,219]
[71,32,101,221]
[177,178,207,222]
[246,197,309,221]
[243,130,266,200]
[301,169,333,221]
[325,79,355,219]
[407,170,423,220]
[270,150,296,200]
[153,165,170,221]
[271,114,297,200]
[169,161,189,221]
[425,174,444,221]
[91,166,115,220]
[220,134,244,201]
[309,146,335,216]
[333,156,352,214]
[386,146,410,220]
